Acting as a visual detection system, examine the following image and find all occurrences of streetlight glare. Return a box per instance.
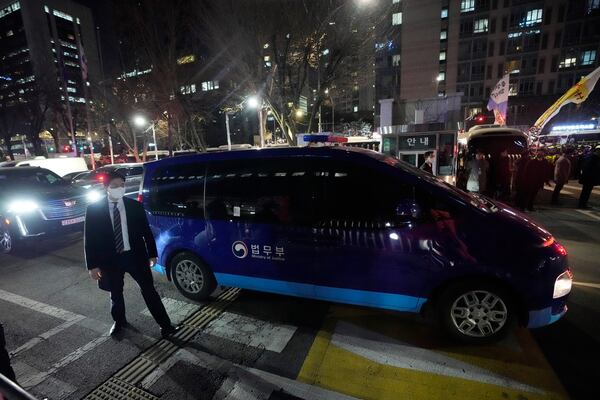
[295,109,304,118]
[246,96,260,109]
[133,115,148,128]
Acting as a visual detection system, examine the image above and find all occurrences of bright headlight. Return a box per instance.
[553,269,573,299]
[86,190,103,203]
[7,200,39,214]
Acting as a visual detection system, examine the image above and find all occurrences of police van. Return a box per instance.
[139,146,571,343]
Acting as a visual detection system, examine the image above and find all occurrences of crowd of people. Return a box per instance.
[463,144,600,211]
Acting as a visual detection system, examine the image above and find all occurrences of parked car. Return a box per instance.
[15,156,88,177]
[0,167,96,253]
[69,163,144,198]
[140,147,572,343]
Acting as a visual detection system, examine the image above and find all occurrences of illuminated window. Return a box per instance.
[509,83,518,96]
[559,57,577,68]
[507,59,521,74]
[0,2,20,19]
[523,9,543,26]
[437,72,446,81]
[6,30,13,36]
[67,87,76,93]
[440,30,447,40]
[439,51,446,61]
[392,12,402,25]
[392,54,401,66]
[201,81,219,91]
[474,18,489,33]
[353,105,358,112]
[177,55,195,65]
[53,9,73,22]
[393,0,400,4]
[581,50,596,65]
[441,8,448,19]
[180,84,197,95]
[461,0,475,12]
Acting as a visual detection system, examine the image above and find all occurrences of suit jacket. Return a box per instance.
[84,197,157,273]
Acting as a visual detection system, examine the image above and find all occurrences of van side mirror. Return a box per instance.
[396,200,421,221]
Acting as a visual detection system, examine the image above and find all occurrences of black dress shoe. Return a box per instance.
[109,321,128,336]
[160,325,180,339]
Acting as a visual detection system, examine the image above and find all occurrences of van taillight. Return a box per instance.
[137,194,143,202]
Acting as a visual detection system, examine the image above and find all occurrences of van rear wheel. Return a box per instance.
[437,281,514,344]
[170,252,216,301]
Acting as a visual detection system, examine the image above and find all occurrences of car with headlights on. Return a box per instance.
[0,167,100,254]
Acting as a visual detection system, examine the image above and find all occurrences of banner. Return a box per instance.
[532,65,600,132]
[79,44,88,81]
[487,74,509,126]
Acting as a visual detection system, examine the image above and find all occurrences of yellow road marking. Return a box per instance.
[298,305,568,400]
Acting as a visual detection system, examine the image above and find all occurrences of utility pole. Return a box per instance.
[225,112,232,150]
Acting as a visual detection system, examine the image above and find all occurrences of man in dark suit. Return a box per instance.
[84,171,177,338]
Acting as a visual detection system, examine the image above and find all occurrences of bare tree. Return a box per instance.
[195,0,385,143]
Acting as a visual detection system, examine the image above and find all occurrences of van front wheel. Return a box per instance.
[438,282,514,344]
[170,252,216,301]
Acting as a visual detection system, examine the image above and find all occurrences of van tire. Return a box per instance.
[170,252,216,301]
[437,281,514,344]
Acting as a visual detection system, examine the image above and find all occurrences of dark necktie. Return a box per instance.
[113,202,125,253]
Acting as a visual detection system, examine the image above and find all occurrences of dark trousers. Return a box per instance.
[551,183,565,204]
[0,324,16,383]
[578,184,594,208]
[106,252,171,328]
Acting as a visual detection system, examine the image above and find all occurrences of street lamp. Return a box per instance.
[246,96,260,109]
[132,114,158,160]
[245,96,265,147]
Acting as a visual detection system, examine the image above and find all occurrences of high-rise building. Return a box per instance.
[375,0,600,129]
[0,0,99,132]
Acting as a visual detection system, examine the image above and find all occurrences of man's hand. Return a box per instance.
[89,268,102,280]
[149,257,157,267]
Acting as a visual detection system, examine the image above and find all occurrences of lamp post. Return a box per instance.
[247,96,265,147]
[133,115,158,160]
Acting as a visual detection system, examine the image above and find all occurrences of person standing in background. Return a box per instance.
[420,151,435,174]
[578,146,600,209]
[552,148,572,205]
[467,150,489,194]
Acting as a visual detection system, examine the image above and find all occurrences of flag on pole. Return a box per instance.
[487,74,509,126]
[79,44,88,81]
[532,65,600,132]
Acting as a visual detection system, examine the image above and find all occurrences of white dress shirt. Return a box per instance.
[108,197,131,252]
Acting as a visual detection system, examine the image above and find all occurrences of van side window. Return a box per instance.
[205,159,314,225]
[149,164,206,217]
[314,159,413,227]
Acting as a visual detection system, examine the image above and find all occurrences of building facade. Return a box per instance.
[0,0,99,139]
[375,0,600,130]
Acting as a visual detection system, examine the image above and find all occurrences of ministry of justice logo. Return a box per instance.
[232,241,248,259]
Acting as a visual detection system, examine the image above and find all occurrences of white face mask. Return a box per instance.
[107,186,126,200]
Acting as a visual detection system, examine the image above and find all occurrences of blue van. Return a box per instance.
[140,147,572,343]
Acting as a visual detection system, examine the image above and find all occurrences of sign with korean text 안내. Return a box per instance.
[397,135,437,151]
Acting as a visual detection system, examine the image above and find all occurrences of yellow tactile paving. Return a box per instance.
[298,305,568,400]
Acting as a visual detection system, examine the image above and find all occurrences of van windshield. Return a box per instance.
[379,154,498,213]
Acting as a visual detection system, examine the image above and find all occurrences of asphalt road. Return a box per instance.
[0,182,598,400]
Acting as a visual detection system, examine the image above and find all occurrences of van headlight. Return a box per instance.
[7,200,39,214]
[553,269,573,299]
